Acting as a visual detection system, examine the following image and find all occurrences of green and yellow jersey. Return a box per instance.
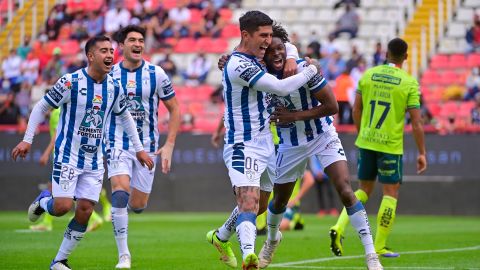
[355,64,420,155]
[49,108,60,137]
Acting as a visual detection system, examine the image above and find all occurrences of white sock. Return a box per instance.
[348,202,375,255]
[266,208,283,242]
[235,215,257,260]
[216,206,239,241]
[54,220,86,261]
[39,197,51,212]
[112,207,130,257]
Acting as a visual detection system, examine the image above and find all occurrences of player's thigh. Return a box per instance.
[131,153,157,194]
[51,163,81,199]
[377,152,403,184]
[75,168,104,203]
[275,145,309,185]
[357,148,378,181]
[107,148,133,182]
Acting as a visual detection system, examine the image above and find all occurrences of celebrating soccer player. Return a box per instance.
[11,35,154,270]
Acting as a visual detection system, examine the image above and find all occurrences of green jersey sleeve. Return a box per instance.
[407,80,420,109]
[49,108,60,138]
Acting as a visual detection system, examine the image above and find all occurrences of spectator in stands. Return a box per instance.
[466,15,480,53]
[198,1,225,38]
[148,7,171,42]
[346,45,362,70]
[70,13,89,41]
[0,79,19,124]
[21,52,40,85]
[17,36,32,60]
[42,47,65,84]
[85,11,104,37]
[373,42,386,66]
[331,4,359,39]
[104,1,131,35]
[465,66,480,101]
[333,67,354,124]
[322,50,346,80]
[158,53,177,79]
[166,0,191,38]
[322,34,337,58]
[334,0,360,9]
[182,52,211,86]
[290,32,302,56]
[67,53,86,74]
[15,81,32,132]
[45,3,68,40]
[471,92,480,125]
[210,84,223,104]
[305,42,321,59]
[1,49,22,93]
[350,57,366,88]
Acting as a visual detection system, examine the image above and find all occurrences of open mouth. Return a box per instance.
[132,48,142,56]
[104,59,113,68]
[259,45,268,54]
[273,57,284,68]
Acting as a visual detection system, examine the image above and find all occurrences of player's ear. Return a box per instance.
[404,52,408,61]
[241,30,250,41]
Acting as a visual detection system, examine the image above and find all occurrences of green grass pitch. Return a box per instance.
[0,212,479,269]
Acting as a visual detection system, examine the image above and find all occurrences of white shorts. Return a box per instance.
[275,129,347,184]
[107,148,157,194]
[51,163,104,203]
[223,132,274,192]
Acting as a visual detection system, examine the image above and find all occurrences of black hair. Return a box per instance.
[239,10,273,34]
[387,38,408,60]
[272,22,289,43]
[115,24,146,44]
[85,35,111,56]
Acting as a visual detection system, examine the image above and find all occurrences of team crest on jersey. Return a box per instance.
[60,178,74,191]
[127,92,146,120]
[126,80,136,90]
[78,95,104,139]
[245,170,255,181]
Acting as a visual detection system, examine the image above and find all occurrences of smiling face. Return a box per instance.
[87,40,114,74]
[242,25,272,59]
[121,31,144,64]
[265,36,286,73]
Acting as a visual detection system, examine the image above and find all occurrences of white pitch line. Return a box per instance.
[272,266,454,270]
[14,229,46,233]
[270,245,480,267]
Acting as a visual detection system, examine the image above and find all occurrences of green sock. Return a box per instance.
[332,189,369,233]
[256,211,266,231]
[41,213,53,226]
[99,188,111,218]
[375,195,397,251]
[89,210,103,223]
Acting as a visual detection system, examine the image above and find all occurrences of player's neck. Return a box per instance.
[122,59,143,71]
[86,67,107,83]
[236,44,255,57]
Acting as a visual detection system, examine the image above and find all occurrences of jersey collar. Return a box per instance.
[82,68,107,84]
[120,59,145,72]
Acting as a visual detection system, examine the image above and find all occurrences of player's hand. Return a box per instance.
[136,150,154,170]
[283,58,297,78]
[39,152,50,166]
[217,54,230,71]
[11,141,31,161]
[416,154,427,174]
[270,107,296,125]
[211,131,224,148]
[155,142,174,174]
[304,57,321,74]
[287,199,297,209]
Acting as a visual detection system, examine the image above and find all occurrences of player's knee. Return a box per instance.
[111,190,129,208]
[268,200,287,214]
[128,204,146,214]
[55,201,74,215]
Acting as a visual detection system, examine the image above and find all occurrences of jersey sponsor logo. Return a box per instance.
[79,87,87,96]
[80,144,98,153]
[47,89,63,103]
[126,80,136,90]
[371,74,401,85]
[71,77,83,82]
[78,96,104,139]
[307,74,323,89]
[163,83,174,96]
[239,66,260,82]
[126,92,145,120]
[143,77,149,85]
[118,93,127,111]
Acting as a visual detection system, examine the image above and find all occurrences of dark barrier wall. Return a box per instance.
[0,132,479,214]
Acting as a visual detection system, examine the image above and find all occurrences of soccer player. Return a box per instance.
[253,25,382,270]
[207,10,320,269]
[329,38,427,258]
[107,25,180,269]
[11,35,154,270]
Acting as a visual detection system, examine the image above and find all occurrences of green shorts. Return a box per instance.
[357,148,403,184]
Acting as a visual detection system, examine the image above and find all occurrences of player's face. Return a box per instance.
[88,40,114,74]
[121,31,144,63]
[264,37,286,73]
[244,25,272,59]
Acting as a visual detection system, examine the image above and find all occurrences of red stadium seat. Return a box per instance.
[221,23,240,38]
[196,38,228,53]
[59,40,80,56]
[467,53,480,68]
[449,54,467,69]
[124,0,138,10]
[189,9,203,23]
[174,38,196,53]
[439,71,460,85]
[162,0,177,10]
[430,54,449,69]
[0,0,13,12]
[219,8,233,21]
[426,102,441,117]
[421,69,441,85]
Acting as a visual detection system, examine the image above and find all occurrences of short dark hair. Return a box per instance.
[115,25,146,44]
[239,10,273,34]
[85,35,111,56]
[272,22,289,43]
[387,38,408,59]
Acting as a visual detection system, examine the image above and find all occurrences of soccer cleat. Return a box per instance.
[242,253,259,270]
[258,231,282,268]
[377,247,400,258]
[206,230,237,268]
[115,254,131,269]
[50,259,71,270]
[28,190,51,222]
[29,223,52,232]
[366,253,383,270]
[87,212,104,232]
[329,227,344,256]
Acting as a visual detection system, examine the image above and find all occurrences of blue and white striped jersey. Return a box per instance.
[107,60,175,153]
[274,59,334,147]
[43,68,127,170]
[222,52,270,144]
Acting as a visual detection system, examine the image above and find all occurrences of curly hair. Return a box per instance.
[272,22,289,43]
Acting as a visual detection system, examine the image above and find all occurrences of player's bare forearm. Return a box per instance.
[163,97,181,145]
[352,93,363,132]
[409,109,426,155]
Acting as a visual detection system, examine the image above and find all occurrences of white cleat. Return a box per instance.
[366,253,383,270]
[50,259,71,270]
[115,254,131,269]
[258,231,282,268]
